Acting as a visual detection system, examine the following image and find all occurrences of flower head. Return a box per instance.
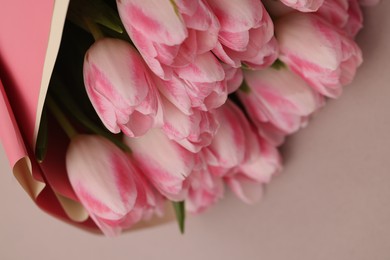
[83,38,161,137]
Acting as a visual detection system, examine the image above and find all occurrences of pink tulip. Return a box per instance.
[203,101,281,203]
[316,0,363,38]
[160,95,219,153]
[203,100,250,177]
[202,101,252,201]
[186,167,224,213]
[155,52,228,115]
[221,102,281,203]
[239,132,282,184]
[344,1,364,38]
[275,13,363,98]
[117,0,220,79]
[253,122,288,146]
[235,37,279,71]
[207,0,278,69]
[279,0,325,12]
[83,38,161,137]
[237,66,322,143]
[123,128,200,201]
[66,135,152,236]
[223,65,243,94]
[120,161,165,226]
[226,131,281,204]
[315,0,350,28]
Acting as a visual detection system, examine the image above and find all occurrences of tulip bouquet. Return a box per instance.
[0,0,380,237]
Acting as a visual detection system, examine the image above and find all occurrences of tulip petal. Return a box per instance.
[280,0,325,12]
[205,101,247,169]
[117,0,188,45]
[155,76,193,115]
[275,13,362,98]
[207,0,263,32]
[175,52,225,83]
[83,38,159,137]
[66,135,138,236]
[225,175,263,204]
[186,169,224,213]
[124,128,197,200]
[219,30,250,52]
[161,97,219,152]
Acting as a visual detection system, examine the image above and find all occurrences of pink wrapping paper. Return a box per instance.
[0,0,93,229]
[0,0,174,233]
[0,0,54,149]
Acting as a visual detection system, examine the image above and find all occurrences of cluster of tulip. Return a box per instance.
[49,0,379,236]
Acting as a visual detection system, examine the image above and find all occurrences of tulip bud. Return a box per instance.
[316,0,363,38]
[83,38,160,138]
[186,166,224,214]
[117,0,220,79]
[238,66,323,144]
[160,95,219,153]
[203,101,281,204]
[208,0,278,69]
[228,132,282,204]
[203,100,250,176]
[66,135,138,236]
[120,161,165,226]
[275,13,363,98]
[156,52,228,115]
[124,128,200,201]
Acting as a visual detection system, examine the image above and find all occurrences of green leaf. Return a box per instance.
[172,201,186,234]
[35,108,48,163]
[241,63,252,70]
[67,0,123,34]
[239,80,251,94]
[271,59,286,70]
[49,74,131,152]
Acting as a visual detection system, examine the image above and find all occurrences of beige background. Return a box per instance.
[1,3,389,260]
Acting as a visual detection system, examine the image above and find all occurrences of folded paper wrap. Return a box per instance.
[0,0,173,233]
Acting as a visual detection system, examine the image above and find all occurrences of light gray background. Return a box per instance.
[1,3,389,260]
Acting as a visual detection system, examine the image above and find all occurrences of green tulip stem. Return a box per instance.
[46,95,78,139]
[84,17,104,41]
[172,201,186,234]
